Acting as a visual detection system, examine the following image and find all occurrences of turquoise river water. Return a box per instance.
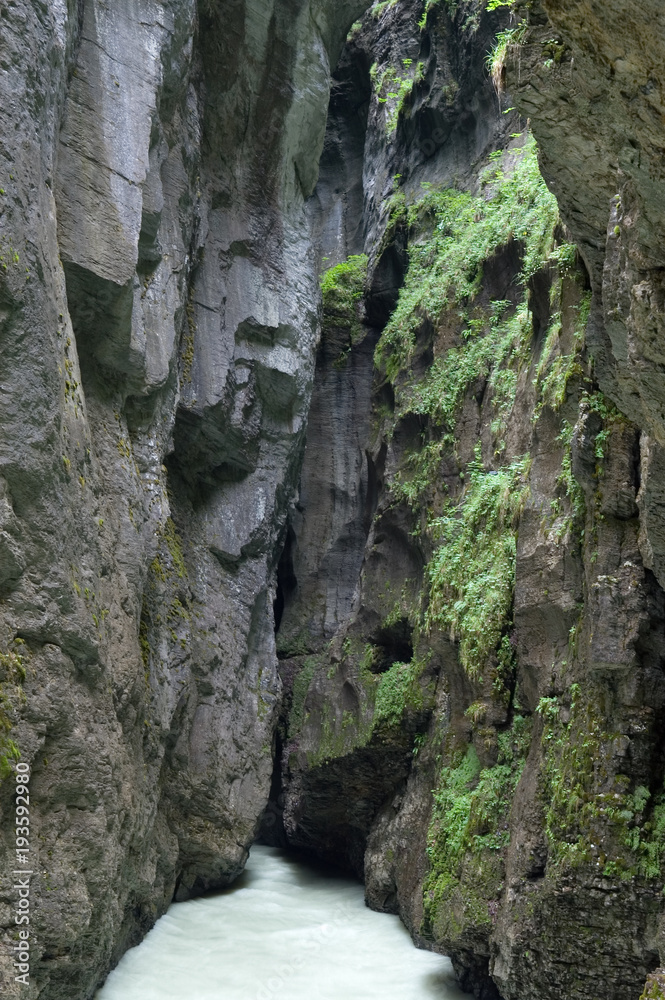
[95,844,469,1000]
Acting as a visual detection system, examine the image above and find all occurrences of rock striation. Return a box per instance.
[268,3,665,1000]
[2,1,665,999]
[0,1,368,997]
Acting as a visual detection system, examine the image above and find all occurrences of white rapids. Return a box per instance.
[95,844,469,1000]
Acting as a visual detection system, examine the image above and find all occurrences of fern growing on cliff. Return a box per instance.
[423,715,532,939]
[374,136,558,382]
[426,452,530,679]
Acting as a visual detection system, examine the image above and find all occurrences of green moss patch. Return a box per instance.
[423,715,532,940]
[426,453,530,680]
[320,254,368,365]
[641,974,665,1000]
[540,684,665,879]
[0,642,25,779]
[289,644,434,768]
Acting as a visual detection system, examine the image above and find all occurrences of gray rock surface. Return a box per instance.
[3,1,665,999]
[268,3,665,1000]
[0,1,370,997]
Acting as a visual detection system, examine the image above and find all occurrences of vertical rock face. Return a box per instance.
[268,3,665,1000]
[2,1,665,999]
[0,1,369,997]
[506,0,665,581]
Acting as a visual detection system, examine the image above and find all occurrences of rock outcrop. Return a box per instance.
[3,1,665,999]
[267,3,665,1000]
[0,1,369,997]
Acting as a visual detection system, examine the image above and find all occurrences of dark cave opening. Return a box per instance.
[273,523,298,637]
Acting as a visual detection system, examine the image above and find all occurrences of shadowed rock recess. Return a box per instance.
[0,0,665,998]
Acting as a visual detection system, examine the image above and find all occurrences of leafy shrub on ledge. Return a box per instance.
[320,254,368,353]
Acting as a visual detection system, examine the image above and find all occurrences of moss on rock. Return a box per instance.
[320,254,368,365]
[641,972,665,1000]
[423,715,532,943]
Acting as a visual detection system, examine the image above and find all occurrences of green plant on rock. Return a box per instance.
[374,656,427,728]
[307,704,366,767]
[545,382,620,545]
[375,136,558,384]
[371,61,419,134]
[390,439,452,510]
[419,0,474,30]
[382,580,418,630]
[404,300,531,431]
[548,241,578,274]
[641,975,665,1000]
[291,641,433,769]
[320,255,368,364]
[0,236,20,273]
[487,24,527,93]
[540,683,665,879]
[358,643,379,679]
[546,419,586,544]
[139,600,151,670]
[289,656,321,739]
[276,628,313,659]
[0,643,25,778]
[182,296,196,384]
[533,291,590,419]
[388,298,531,511]
[426,452,530,680]
[419,0,440,27]
[371,0,399,18]
[423,714,532,938]
[150,518,188,584]
[164,518,187,579]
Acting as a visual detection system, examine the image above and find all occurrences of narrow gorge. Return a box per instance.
[0,1,664,998]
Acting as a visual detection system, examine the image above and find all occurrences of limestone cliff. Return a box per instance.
[2,1,665,1000]
[269,3,665,1000]
[0,1,368,997]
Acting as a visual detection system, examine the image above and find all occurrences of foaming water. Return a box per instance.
[95,844,468,1000]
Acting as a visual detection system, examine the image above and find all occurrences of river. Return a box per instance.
[95,844,468,1000]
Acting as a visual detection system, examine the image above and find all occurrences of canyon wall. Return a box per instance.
[0,1,369,996]
[1,1,665,999]
[270,3,665,1000]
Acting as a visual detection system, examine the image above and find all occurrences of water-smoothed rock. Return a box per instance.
[0,0,371,996]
